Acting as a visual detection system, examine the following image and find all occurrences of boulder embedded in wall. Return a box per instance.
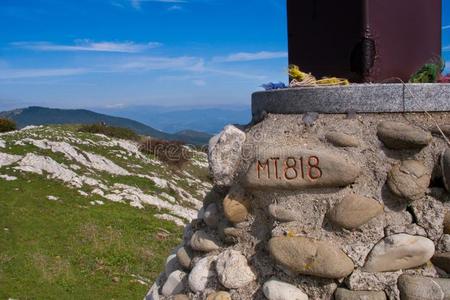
[262,279,308,300]
[190,230,220,252]
[328,194,384,229]
[411,196,445,242]
[223,186,251,224]
[397,275,445,300]
[215,249,255,289]
[377,121,432,149]
[387,160,431,201]
[188,255,217,293]
[326,132,359,147]
[268,236,354,279]
[334,288,386,300]
[268,204,301,222]
[242,147,361,190]
[204,203,220,228]
[208,125,246,187]
[176,246,194,270]
[206,291,232,300]
[444,211,450,234]
[363,234,435,272]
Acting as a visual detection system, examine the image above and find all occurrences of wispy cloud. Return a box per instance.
[130,0,187,9]
[214,51,288,62]
[0,68,88,80]
[12,40,162,53]
[443,25,450,30]
[113,56,204,72]
[444,45,450,52]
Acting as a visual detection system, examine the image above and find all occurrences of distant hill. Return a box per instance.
[94,105,251,134]
[0,106,212,145]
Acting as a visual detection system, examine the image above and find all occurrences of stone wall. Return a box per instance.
[146,112,450,300]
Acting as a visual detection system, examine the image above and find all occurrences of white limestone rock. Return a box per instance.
[208,125,246,187]
[263,278,308,300]
[215,249,255,289]
[188,256,217,293]
[162,270,187,297]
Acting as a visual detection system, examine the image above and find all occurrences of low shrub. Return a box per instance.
[78,123,140,141]
[139,138,191,167]
[0,118,17,133]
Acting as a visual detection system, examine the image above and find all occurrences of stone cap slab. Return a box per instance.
[252,83,450,118]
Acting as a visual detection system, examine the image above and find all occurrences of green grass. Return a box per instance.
[0,172,182,300]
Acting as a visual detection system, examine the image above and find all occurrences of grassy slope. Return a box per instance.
[0,173,180,300]
[0,126,209,299]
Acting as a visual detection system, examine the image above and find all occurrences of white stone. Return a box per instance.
[263,278,308,300]
[188,256,217,293]
[0,152,22,167]
[190,230,220,252]
[364,234,435,272]
[161,270,187,297]
[208,125,246,186]
[215,249,255,289]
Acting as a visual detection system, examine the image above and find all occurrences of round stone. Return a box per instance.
[268,204,300,222]
[326,132,359,147]
[206,291,232,300]
[223,186,251,224]
[215,249,255,289]
[387,160,431,201]
[190,230,220,252]
[398,275,444,300]
[162,270,187,297]
[262,278,308,300]
[188,256,217,293]
[204,203,219,228]
[334,288,386,300]
[363,234,435,272]
[328,194,384,229]
[268,236,354,279]
[176,246,194,270]
[377,121,432,149]
[173,295,190,300]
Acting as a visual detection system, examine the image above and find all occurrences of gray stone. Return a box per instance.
[411,196,445,242]
[144,273,164,300]
[162,270,187,297]
[176,246,194,270]
[268,236,354,279]
[215,249,255,289]
[165,254,181,277]
[302,112,319,126]
[190,230,220,252]
[188,255,217,293]
[268,204,301,222]
[326,132,359,147]
[432,252,450,273]
[203,203,219,228]
[398,275,444,300]
[334,288,386,300]
[387,160,431,201]
[251,84,450,117]
[328,194,384,229]
[377,121,432,149]
[431,125,450,137]
[223,186,251,224]
[442,148,450,192]
[242,147,361,190]
[208,125,246,187]
[363,234,435,272]
[262,278,308,300]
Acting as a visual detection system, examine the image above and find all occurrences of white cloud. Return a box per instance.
[444,45,450,52]
[443,25,450,30]
[130,0,186,9]
[214,51,288,62]
[12,40,162,53]
[0,68,88,80]
[192,79,206,86]
[113,56,204,71]
[168,5,183,10]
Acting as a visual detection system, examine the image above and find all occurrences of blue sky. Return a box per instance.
[0,0,448,110]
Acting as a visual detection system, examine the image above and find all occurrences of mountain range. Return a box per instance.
[0,106,213,145]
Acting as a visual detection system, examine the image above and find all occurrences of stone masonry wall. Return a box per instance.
[146,112,450,300]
